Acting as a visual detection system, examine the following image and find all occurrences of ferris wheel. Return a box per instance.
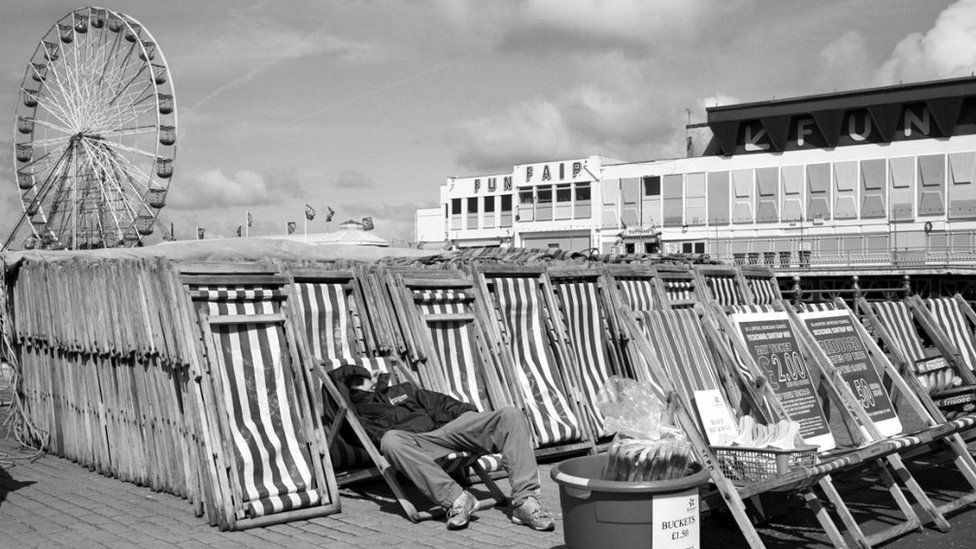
[9,7,177,250]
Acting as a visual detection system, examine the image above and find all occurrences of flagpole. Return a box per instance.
[304,215,308,244]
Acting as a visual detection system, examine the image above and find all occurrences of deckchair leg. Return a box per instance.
[817,477,867,549]
[471,461,509,507]
[883,455,950,533]
[803,487,851,549]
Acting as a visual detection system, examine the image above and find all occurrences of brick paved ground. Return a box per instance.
[5,395,976,549]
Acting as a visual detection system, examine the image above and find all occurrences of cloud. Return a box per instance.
[874,0,976,85]
[334,171,374,189]
[168,168,303,210]
[816,30,874,92]
[700,94,740,109]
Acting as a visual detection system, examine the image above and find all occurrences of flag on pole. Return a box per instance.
[287,221,296,234]
[325,206,335,222]
[235,225,242,237]
[197,227,205,240]
[362,216,374,231]
[246,212,254,227]
[305,204,316,221]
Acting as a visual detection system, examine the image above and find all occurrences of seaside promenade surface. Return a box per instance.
[4,379,976,549]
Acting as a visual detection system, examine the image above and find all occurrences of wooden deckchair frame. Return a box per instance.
[180,268,341,530]
[286,266,506,522]
[471,263,596,459]
[614,304,855,549]
[738,265,785,305]
[811,298,976,518]
[642,263,951,546]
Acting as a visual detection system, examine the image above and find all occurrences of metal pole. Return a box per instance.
[304,215,308,244]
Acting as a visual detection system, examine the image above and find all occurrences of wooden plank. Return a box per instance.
[206,313,286,325]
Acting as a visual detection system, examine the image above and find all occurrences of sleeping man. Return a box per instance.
[329,364,554,532]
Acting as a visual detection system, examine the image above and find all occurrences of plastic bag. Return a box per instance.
[596,377,697,481]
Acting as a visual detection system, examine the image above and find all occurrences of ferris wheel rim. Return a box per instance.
[12,6,177,250]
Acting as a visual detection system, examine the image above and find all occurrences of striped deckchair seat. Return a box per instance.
[746,277,778,306]
[411,287,505,473]
[413,288,491,407]
[553,279,614,438]
[639,309,724,415]
[871,302,926,364]
[292,280,374,470]
[493,277,584,446]
[294,280,356,361]
[618,278,656,313]
[926,298,976,370]
[194,285,328,520]
[706,276,744,307]
[663,279,695,305]
[798,302,837,312]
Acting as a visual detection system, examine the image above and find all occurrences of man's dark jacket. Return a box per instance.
[328,364,477,445]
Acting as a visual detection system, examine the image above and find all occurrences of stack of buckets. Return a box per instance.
[551,454,709,549]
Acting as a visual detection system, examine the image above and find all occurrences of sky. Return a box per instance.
[1,0,975,244]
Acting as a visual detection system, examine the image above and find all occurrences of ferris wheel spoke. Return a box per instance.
[98,125,157,138]
[31,117,74,135]
[113,95,156,129]
[98,139,157,160]
[30,135,74,148]
[80,142,136,235]
[78,140,123,239]
[35,87,76,129]
[44,58,82,128]
[104,147,151,192]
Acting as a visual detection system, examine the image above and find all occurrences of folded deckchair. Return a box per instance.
[548,267,630,440]
[471,264,595,458]
[603,263,660,313]
[180,268,340,530]
[288,267,505,522]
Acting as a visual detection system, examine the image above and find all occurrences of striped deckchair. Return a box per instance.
[695,265,747,308]
[923,296,976,371]
[867,301,927,365]
[603,264,659,313]
[548,268,626,440]
[707,304,959,546]
[289,267,505,522]
[738,265,782,306]
[473,264,594,458]
[654,265,702,309]
[181,271,339,530]
[789,302,976,525]
[614,305,866,549]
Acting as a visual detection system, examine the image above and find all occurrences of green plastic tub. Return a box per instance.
[551,454,709,549]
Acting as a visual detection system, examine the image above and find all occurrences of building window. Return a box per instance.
[575,183,591,202]
[466,197,478,229]
[451,198,461,214]
[467,197,478,212]
[501,194,512,211]
[556,185,572,202]
[625,243,636,254]
[519,189,534,204]
[484,196,495,212]
[500,194,513,227]
[643,176,661,196]
[681,242,706,254]
[538,187,552,204]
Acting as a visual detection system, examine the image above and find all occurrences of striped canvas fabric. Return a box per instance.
[493,276,584,446]
[798,302,837,312]
[554,280,613,438]
[706,276,743,307]
[872,302,926,363]
[291,281,372,469]
[619,279,656,312]
[294,282,354,361]
[747,278,778,306]
[926,298,976,370]
[413,289,489,409]
[663,280,694,304]
[640,310,723,407]
[197,286,325,519]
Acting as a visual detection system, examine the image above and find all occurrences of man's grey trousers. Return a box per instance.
[379,407,540,507]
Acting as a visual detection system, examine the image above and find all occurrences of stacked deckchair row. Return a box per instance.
[6,257,341,530]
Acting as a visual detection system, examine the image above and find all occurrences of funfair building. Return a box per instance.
[419,77,976,292]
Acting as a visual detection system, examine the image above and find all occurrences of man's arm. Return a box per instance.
[415,388,478,421]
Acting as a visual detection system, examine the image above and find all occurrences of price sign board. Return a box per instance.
[733,311,835,451]
[800,310,902,437]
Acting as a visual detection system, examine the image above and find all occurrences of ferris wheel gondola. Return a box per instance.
[9,6,177,250]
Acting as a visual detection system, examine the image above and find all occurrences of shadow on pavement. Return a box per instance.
[0,466,36,507]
